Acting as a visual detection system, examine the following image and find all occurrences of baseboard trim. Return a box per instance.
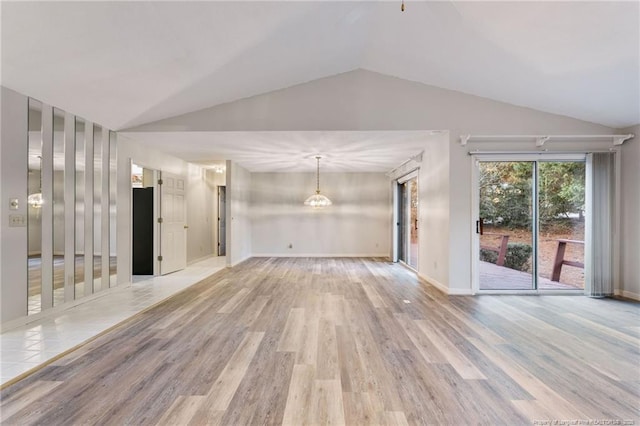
[188,254,214,266]
[229,255,252,267]
[614,289,640,301]
[417,272,473,296]
[252,253,389,258]
[1,283,132,333]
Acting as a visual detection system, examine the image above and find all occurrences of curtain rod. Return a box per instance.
[459,134,634,146]
[467,149,619,156]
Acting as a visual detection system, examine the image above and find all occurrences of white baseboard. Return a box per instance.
[188,254,214,266]
[614,289,640,301]
[1,283,132,333]
[229,254,252,267]
[252,253,389,258]
[417,272,473,296]
[447,287,474,295]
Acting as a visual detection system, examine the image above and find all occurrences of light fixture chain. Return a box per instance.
[316,156,320,193]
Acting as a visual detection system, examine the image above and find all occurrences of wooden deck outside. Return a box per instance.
[480,261,581,290]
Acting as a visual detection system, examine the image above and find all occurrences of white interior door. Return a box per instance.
[159,172,187,275]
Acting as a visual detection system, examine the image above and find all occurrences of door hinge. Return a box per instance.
[158,217,163,223]
[158,179,163,185]
[158,255,163,261]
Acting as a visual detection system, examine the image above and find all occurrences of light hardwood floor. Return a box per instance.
[1,257,638,425]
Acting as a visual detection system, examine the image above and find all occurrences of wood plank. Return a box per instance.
[156,395,205,425]
[414,319,487,380]
[217,287,251,313]
[307,379,346,426]
[2,257,639,425]
[0,380,62,421]
[202,331,264,411]
[277,308,306,353]
[281,364,315,426]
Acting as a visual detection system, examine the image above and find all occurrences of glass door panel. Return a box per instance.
[479,162,534,290]
[538,161,585,290]
[398,176,419,270]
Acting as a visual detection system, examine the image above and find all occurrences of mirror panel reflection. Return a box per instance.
[27,99,43,315]
[75,118,85,297]
[109,132,117,287]
[94,125,102,291]
[53,108,65,306]
[24,104,116,314]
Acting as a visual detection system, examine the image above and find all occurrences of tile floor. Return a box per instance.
[1,256,226,385]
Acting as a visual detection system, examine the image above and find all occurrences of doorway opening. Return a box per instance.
[131,163,156,277]
[218,186,226,256]
[397,173,419,270]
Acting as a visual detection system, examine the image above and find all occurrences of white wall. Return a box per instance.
[132,70,616,293]
[619,126,639,299]
[417,134,450,290]
[186,164,221,263]
[251,172,390,256]
[1,87,29,322]
[227,161,252,266]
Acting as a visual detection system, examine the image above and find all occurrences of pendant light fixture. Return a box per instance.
[28,156,44,209]
[304,156,332,208]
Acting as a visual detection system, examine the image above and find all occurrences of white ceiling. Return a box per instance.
[118,131,442,172]
[8,1,637,174]
[2,1,638,133]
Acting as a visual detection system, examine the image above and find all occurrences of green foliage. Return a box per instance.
[479,161,585,229]
[479,243,532,272]
[479,248,498,263]
[538,162,585,226]
[504,243,532,272]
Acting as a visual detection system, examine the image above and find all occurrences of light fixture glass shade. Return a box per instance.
[28,192,44,208]
[304,192,332,208]
[305,156,332,208]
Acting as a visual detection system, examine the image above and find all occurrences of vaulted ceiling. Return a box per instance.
[2,1,638,132]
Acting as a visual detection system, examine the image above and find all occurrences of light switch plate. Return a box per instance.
[9,198,19,210]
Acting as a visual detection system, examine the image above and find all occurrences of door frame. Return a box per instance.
[157,171,187,275]
[128,159,160,281]
[394,170,419,271]
[217,185,226,256]
[471,153,588,295]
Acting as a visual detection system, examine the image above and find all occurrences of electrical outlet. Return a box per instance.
[9,214,26,227]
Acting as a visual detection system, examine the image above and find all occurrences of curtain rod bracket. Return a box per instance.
[536,136,550,147]
[612,134,634,146]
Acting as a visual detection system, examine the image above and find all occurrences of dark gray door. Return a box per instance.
[218,186,226,256]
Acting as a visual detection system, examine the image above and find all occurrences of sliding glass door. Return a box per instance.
[398,175,419,270]
[477,159,585,291]
[538,161,585,289]
[478,161,535,290]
